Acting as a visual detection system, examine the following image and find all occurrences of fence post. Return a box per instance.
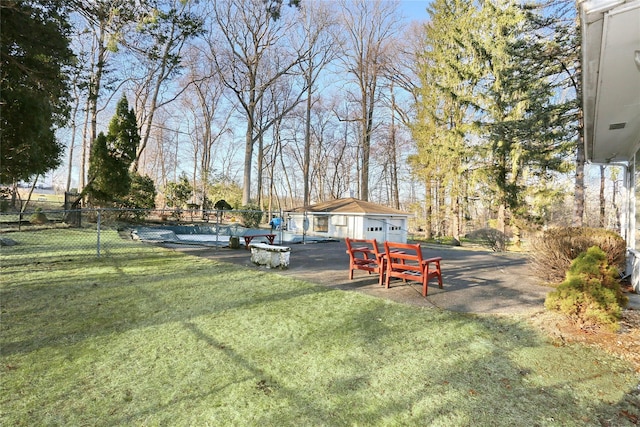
[215,209,220,249]
[97,209,101,258]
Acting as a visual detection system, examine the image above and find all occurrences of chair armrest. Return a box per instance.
[421,257,442,265]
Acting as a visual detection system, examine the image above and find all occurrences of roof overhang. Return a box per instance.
[579,0,640,164]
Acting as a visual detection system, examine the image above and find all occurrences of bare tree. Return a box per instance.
[385,21,424,127]
[65,52,86,193]
[382,22,426,209]
[140,112,181,194]
[179,45,233,209]
[71,0,136,192]
[254,76,303,211]
[208,0,310,206]
[285,97,354,202]
[386,81,400,209]
[126,0,203,174]
[294,1,339,206]
[336,0,401,202]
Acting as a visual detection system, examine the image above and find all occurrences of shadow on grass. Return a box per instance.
[1,251,334,357]
[97,303,639,425]
[1,233,638,425]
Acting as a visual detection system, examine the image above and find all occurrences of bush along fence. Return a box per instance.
[0,207,278,260]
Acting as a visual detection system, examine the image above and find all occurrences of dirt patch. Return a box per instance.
[529,305,640,373]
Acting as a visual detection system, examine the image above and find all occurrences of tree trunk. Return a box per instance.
[88,27,106,171]
[361,110,370,201]
[361,81,376,202]
[497,204,506,236]
[425,177,432,239]
[452,194,460,241]
[66,87,80,192]
[80,25,106,194]
[612,178,620,232]
[303,74,312,207]
[390,87,400,210]
[242,113,254,206]
[132,41,169,173]
[256,131,264,209]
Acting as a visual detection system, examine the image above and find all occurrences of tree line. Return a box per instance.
[2,0,608,236]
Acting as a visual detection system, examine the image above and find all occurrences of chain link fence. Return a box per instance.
[0,207,281,262]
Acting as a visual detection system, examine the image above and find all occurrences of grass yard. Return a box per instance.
[1,229,639,426]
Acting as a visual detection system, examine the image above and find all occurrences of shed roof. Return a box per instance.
[287,198,410,216]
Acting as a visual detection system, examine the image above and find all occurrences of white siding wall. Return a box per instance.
[285,212,408,243]
[330,214,349,239]
[352,216,365,239]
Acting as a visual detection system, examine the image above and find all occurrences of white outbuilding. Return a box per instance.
[285,198,411,243]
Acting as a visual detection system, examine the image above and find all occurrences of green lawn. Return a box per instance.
[1,229,638,426]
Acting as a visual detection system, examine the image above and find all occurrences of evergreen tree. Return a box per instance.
[165,174,193,209]
[520,0,583,225]
[87,132,122,204]
[472,1,573,232]
[120,173,157,220]
[107,95,139,165]
[411,0,575,237]
[410,0,479,239]
[123,173,156,211]
[86,95,140,205]
[0,0,74,185]
[473,1,538,231]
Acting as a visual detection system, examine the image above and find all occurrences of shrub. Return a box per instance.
[165,174,193,209]
[465,228,506,252]
[545,246,628,331]
[207,177,242,210]
[529,227,626,284]
[0,188,10,212]
[29,207,48,224]
[119,173,156,221]
[238,205,263,228]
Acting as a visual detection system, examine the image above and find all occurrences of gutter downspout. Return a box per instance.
[625,156,640,293]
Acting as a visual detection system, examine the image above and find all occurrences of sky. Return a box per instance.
[398,0,431,22]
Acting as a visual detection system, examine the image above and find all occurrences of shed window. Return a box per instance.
[314,215,329,232]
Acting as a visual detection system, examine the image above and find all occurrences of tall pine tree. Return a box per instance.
[410,0,479,239]
[86,95,140,206]
[411,0,575,237]
[521,0,583,225]
[472,0,573,233]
